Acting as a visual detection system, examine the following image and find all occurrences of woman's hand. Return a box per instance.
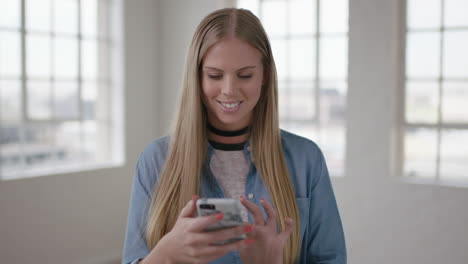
[142,195,253,264]
[238,196,294,264]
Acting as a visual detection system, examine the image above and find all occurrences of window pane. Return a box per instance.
[27,34,51,78]
[81,0,98,37]
[82,40,98,80]
[83,120,97,161]
[55,121,81,163]
[407,0,441,30]
[0,0,21,28]
[320,36,348,80]
[319,123,346,176]
[442,81,468,123]
[54,37,78,79]
[54,0,78,35]
[0,123,22,175]
[261,0,287,37]
[404,128,437,178]
[27,81,52,120]
[406,32,440,79]
[237,0,259,16]
[26,0,51,32]
[444,0,468,27]
[319,81,347,124]
[289,0,316,36]
[290,38,315,79]
[405,81,439,124]
[289,81,315,121]
[443,31,468,78]
[0,32,21,77]
[440,129,468,180]
[23,123,54,168]
[320,0,348,34]
[0,80,22,122]
[54,82,79,119]
[82,82,96,120]
[271,38,287,80]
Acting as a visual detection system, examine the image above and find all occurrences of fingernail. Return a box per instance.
[192,195,198,200]
[240,196,245,200]
[244,225,252,233]
[260,198,265,202]
[286,216,294,223]
[244,238,254,245]
[215,213,224,220]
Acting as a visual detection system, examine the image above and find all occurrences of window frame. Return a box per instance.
[398,0,468,186]
[0,0,124,180]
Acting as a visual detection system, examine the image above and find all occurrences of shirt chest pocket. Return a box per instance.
[296,197,310,242]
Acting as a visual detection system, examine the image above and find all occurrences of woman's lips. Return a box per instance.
[217,100,243,112]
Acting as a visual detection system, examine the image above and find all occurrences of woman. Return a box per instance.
[122,8,346,264]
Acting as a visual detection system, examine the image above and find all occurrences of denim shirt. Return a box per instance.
[122,130,347,264]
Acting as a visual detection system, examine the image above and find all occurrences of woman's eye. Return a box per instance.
[239,75,252,79]
[208,75,222,79]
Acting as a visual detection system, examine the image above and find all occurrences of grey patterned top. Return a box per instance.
[209,149,249,222]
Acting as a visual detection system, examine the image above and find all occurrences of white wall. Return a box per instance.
[343,0,468,263]
[0,1,160,263]
[1,0,467,263]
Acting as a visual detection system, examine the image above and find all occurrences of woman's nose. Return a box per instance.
[221,76,236,95]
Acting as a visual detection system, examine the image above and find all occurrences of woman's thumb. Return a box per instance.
[179,195,199,218]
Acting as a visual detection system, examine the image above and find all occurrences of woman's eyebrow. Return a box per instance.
[203,66,257,71]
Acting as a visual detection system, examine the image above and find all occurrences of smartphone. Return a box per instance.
[196,198,247,245]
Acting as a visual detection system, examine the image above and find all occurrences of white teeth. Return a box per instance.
[221,102,240,109]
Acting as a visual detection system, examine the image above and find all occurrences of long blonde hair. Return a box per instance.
[145,8,300,263]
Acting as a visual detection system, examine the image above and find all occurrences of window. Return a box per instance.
[0,0,124,180]
[238,0,349,176]
[403,0,468,182]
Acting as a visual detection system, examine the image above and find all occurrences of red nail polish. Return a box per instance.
[244,225,252,233]
[215,213,224,220]
[244,238,254,245]
[260,198,265,202]
[192,195,198,200]
[240,196,245,200]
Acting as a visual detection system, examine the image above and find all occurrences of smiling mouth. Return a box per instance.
[217,101,243,109]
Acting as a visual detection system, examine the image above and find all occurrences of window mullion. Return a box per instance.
[315,0,321,133]
[399,0,408,179]
[78,0,84,163]
[18,0,27,173]
[436,0,445,181]
[51,0,56,125]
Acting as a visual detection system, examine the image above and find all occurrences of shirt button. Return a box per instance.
[248,193,254,199]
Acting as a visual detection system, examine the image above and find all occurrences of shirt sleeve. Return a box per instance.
[121,156,152,264]
[306,149,347,264]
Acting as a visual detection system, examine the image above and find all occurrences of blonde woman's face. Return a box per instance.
[201,37,264,131]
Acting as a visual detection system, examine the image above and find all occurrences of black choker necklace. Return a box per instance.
[207,123,249,137]
[209,140,246,151]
